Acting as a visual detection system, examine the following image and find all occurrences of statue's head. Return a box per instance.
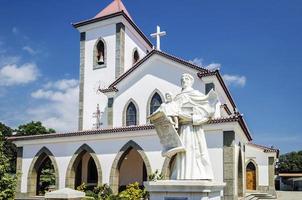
[181,73,194,89]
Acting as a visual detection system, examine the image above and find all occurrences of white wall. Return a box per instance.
[81,16,151,130]
[83,22,116,130]
[111,56,222,127]
[19,128,225,193]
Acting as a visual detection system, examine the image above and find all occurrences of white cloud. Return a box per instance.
[222,74,246,87]
[0,63,39,86]
[43,79,78,91]
[29,79,79,132]
[190,58,203,66]
[22,46,37,55]
[189,57,221,70]
[190,57,246,88]
[205,63,221,71]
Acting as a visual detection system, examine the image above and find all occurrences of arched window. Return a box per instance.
[126,102,137,126]
[93,38,106,69]
[97,40,105,65]
[150,93,162,114]
[133,49,140,64]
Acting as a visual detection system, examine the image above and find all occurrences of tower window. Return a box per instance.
[94,38,106,69]
[97,41,105,65]
[126,102,137,126]
[133,49,140,64]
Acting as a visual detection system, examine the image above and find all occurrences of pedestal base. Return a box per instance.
[144,180,225,200]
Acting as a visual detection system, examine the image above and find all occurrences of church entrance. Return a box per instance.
[118,148,147,192]
[246,162,257,190]
[65,144,102,190]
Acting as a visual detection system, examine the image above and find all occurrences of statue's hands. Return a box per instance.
[178,113,192,123]
[192,114,209,125]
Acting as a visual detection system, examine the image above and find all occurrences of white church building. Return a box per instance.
[9,1,279,199]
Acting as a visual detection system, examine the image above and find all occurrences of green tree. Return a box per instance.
[16,121,55,136]
[0,122,16,173]
[277,151,302,173]
[0,132,17,200]
[38,158,56,195]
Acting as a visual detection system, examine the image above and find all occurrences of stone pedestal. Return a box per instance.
[44,188,85,200]
[144,180,225,200]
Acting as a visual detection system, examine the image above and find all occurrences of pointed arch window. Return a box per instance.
[150,93,162,114]
[126,102,137,126]
[94,38,106,69]
[133,49,140,64]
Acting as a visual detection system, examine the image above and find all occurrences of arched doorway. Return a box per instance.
[109,140,152,193]
[65,144,102,190]
[246,161,257,190]
[27,147,59,197]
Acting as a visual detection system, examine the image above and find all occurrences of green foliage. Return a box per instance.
[148,169,163,181]
[118,182,147,200]
[85,190,98,199]
[38,159,56,195]
[0,122,16,173]
[15,121,56,136]
[0,132,17,200]
[0,122,13,137]
[0,121,56,198]
[78,183,147,200]
[93,184,114,199]
[278,151,302,173]
[77,183,87,192]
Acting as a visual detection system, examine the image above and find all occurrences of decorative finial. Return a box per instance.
[150,25,166,51]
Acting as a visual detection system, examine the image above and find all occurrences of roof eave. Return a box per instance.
[108,50,209,88]
[72,11,153,48]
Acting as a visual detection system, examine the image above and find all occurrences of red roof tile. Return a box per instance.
[7,115,252,142]
[247,143,279,154]
[94,0,132,20]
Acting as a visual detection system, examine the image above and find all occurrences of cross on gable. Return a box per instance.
[150,25,166,51]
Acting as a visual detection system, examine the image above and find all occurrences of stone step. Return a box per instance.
[245,192,276,200]
[244,194,259,200]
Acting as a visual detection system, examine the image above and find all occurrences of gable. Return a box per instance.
[110,53,221,127]
[107,50,208,89]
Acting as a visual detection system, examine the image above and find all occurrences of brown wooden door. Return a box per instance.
[246,170,256,190]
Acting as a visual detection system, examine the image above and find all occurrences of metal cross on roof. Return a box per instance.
[150,25,166,51]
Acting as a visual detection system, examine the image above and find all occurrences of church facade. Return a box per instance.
[9,1,279,199]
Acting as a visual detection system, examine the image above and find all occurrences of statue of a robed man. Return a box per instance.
[149,73,218,180]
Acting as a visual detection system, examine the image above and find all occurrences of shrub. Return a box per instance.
[118,182,147,200]
[77,183,87,192]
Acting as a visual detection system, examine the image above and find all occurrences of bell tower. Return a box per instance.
[73,0,153,130]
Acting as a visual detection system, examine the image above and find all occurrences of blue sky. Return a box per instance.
[0,0,301,154]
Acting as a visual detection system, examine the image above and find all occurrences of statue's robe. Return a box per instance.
[170,88,217,180]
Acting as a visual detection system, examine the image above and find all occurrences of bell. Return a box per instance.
[98,53,104,64]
